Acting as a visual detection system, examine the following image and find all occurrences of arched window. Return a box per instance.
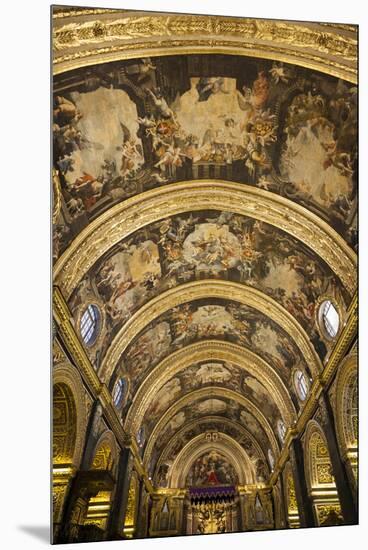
[277,419,286,443]
[112,378,126,408]
[80,304,100,345]
[268,449,275,470]
[294,369,308,401]
[319,300,340,339]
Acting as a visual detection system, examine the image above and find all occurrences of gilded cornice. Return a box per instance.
[99,280,322,384]
[143,386,280,467]
[54,181,357,299]
[124,340,296,435]
[155,415,266,477]
[53,286,102,396]
[170,433,256,487]
[52,11,357,83]
[53,287,154,492]
[269,292,357,485]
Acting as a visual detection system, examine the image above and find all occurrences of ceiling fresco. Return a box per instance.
[138,361,281,442]
[153,417,268,488]
[53,36,357,498]
[111,297,309,408]
[186,450,239,487]
[53,54,357,261]
[68,209,350,370]
[145,395,271,475]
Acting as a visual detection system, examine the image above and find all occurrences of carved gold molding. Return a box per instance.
[143,386,280,468]
[54,181,357,299]
[170,433,256,487]
[124,340,296,435]
[155,415,266,480]
[269,292,357,485]
[53,288,154,493]
[99,280,322,384]
[334,351,357,459]
[52,11,357,83]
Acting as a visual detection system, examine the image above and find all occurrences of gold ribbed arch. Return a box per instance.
[143,386,280,468]
[154,415,267,480]
[124,340,296,435]
[54,181,356,299]
[100,280,322,384]
[169,433,256,487]
[53,11,357,83]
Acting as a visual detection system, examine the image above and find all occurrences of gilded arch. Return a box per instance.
[51,7,358,540]
[170,433,256,487]
[143,387,281,468]
[124,339,296,434]
[154,415,267,485]
[334,352,358,483]
[53,12,357,82]
[54,181,356,299]
[53,362,88,469]
[100,280,322,384]
[303,420,342,526]
[90,429,119,475]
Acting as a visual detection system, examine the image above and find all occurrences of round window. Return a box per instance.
[294,369,308,401]
[80,304,100,346]
[319,300,340,339]
[277,419,286,443]
[112,378,127,408]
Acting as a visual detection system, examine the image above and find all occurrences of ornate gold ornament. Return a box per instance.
[52,169,62,224]
[143,386,280,468]
[269,294,357,485]
[303,420,336,491]
[169,433,256,487]
[125,340,296,435]
[156,415,266,481]
[90,430,119,475]
[54,181,357,299]
[123,471,139,538]
[100,280,322,385]
[53,362,88,470]
[52,11,357,83]
[333,351,358,484]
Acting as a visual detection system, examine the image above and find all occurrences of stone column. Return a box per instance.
[55,400,105,543]
[106,443,134,539]
[318,393,357,524]
[290,438,316,527]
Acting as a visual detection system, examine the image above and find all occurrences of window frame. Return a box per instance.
[80,303,100,346]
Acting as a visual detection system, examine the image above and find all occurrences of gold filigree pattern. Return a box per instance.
[143,386,280,467]
[99,280,322,385]
[52,12,357,83]
[170,433,255,487]
[54,182,357,299]
[124,340,296,435]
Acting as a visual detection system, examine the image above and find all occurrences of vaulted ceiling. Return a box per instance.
[53,9,357,490]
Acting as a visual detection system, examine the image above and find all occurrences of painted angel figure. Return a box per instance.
[117,122,143,177]
[196,77,229,102]
[146,88,174,119]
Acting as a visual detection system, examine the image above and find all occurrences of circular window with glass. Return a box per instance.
[277,419,286,443]
[319,299,340,340]
[112,378,127,409]
[294,369,308,402]
[80,304,100,346]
